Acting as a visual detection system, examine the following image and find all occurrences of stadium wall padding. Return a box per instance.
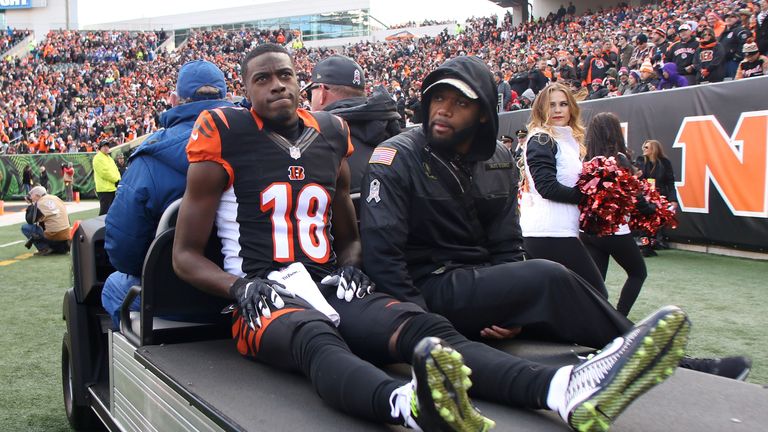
[499,76,768,252]
[0,153,97,200]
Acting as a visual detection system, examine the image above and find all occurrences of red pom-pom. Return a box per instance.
[577,156,640,236]
[629,180,678,235]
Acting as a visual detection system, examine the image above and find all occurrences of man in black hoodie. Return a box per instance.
[360,56,749,381]
[302,53,691,432]
[304,55,401,195]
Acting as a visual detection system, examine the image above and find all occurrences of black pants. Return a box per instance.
[524,236,608,298]
[580,233,647,316]
[234,291,558,424]
[97,191,115,215]
[417,260,632,349]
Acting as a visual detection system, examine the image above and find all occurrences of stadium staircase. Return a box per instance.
[1,32,35,59]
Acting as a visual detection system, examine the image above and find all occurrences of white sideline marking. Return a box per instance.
[0,240,24,248]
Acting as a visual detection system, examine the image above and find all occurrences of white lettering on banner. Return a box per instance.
[673,111,768,217]
[0,0,30,7]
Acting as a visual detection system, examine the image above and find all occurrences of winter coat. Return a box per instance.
[324,89,402,194]
[361,56,524,308]
[658,63,689,89]
[694,41,726,83]
[105,99,232,276]
[92,151,121,193]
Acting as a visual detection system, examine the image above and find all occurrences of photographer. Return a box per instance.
[21,186,71,256]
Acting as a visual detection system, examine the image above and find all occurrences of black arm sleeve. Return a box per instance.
[484,151,526,264]
[526,133,583,204]
[360,150,427,309]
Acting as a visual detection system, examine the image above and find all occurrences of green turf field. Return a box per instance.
[0,209,766,431]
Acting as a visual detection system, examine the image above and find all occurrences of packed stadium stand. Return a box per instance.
[1,0,766,154]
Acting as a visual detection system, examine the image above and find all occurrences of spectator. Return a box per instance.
[92,140,121,215]
[650,28,670,66]
[555,55,579,82]
[658,62,689,89]
[707,12,726,38]
[304,55,401,194]
[720,12,751,78]
[623,70,642,95]
[518,88,535,109]
[758,0,768,55]
[102,59,233,328]
[62,162,74,201]
[508,64,529,96]
[39,166,49,190]
[635,139,679,253]
[21,165,34,195]
[495,71,512,111]
[628,34,651,70]
[617,67,631,94]
[587,78,609,99]
[695,27,726,83]
[616,33,633,69]
[115,153,127,175]
[637,61,659,92]
[667,24,699,84]
[21,185,71,256]
[528,59,549,94]
[735,42,768,78]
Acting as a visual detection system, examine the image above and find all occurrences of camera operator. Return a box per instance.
[21,186,71,256]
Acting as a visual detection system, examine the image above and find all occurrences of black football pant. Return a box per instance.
[233,291,559,424]
[580,233,647,316]
[417,259,633,349]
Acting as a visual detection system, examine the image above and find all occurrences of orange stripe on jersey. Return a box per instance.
[186,110,235,189]
[211,108,230,129]
[249,107,264,130]
[297,109,320,132]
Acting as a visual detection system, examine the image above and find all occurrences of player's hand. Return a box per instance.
[480,325,522,340]
[321,266,375,302]
[228,277,287,329]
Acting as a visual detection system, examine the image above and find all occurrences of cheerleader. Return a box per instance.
[579,113,654,316]
[519,83,607,297]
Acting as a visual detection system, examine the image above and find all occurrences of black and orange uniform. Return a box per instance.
[187,105,563,420]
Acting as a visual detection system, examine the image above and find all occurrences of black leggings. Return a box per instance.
[580,233,647,316]
[523,236,608,298]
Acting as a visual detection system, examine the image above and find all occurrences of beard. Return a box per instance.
[426,120,479,153]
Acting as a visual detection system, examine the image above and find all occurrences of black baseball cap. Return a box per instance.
[303,55,365,93]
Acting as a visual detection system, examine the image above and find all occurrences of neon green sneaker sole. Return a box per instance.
[413,337,496,432]
[569,306,691,432]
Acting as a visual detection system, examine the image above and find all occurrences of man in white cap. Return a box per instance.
[21,185,71,256]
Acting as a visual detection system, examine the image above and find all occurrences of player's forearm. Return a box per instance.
[173,248,237,298]
[335,239,362,268]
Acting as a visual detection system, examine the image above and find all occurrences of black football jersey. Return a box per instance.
[187,106,353,279]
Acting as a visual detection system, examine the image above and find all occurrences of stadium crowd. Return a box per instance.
[1,0,767,154]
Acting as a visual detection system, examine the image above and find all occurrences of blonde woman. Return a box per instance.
[519,83,607,297]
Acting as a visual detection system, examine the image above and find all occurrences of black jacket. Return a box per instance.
[360,56,525,309]
[719,23,750,62]
[758,13,768,55]
[635,156,678,202]
[324,89,401,194]
[508,71,529,96]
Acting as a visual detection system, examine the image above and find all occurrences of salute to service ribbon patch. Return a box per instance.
[369,147,397,165]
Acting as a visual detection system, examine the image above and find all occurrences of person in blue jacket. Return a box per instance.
[102,60,233,328]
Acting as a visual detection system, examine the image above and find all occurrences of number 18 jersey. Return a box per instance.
[186,106,353,279]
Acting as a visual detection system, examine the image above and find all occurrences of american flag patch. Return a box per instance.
[369,147,398,165]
